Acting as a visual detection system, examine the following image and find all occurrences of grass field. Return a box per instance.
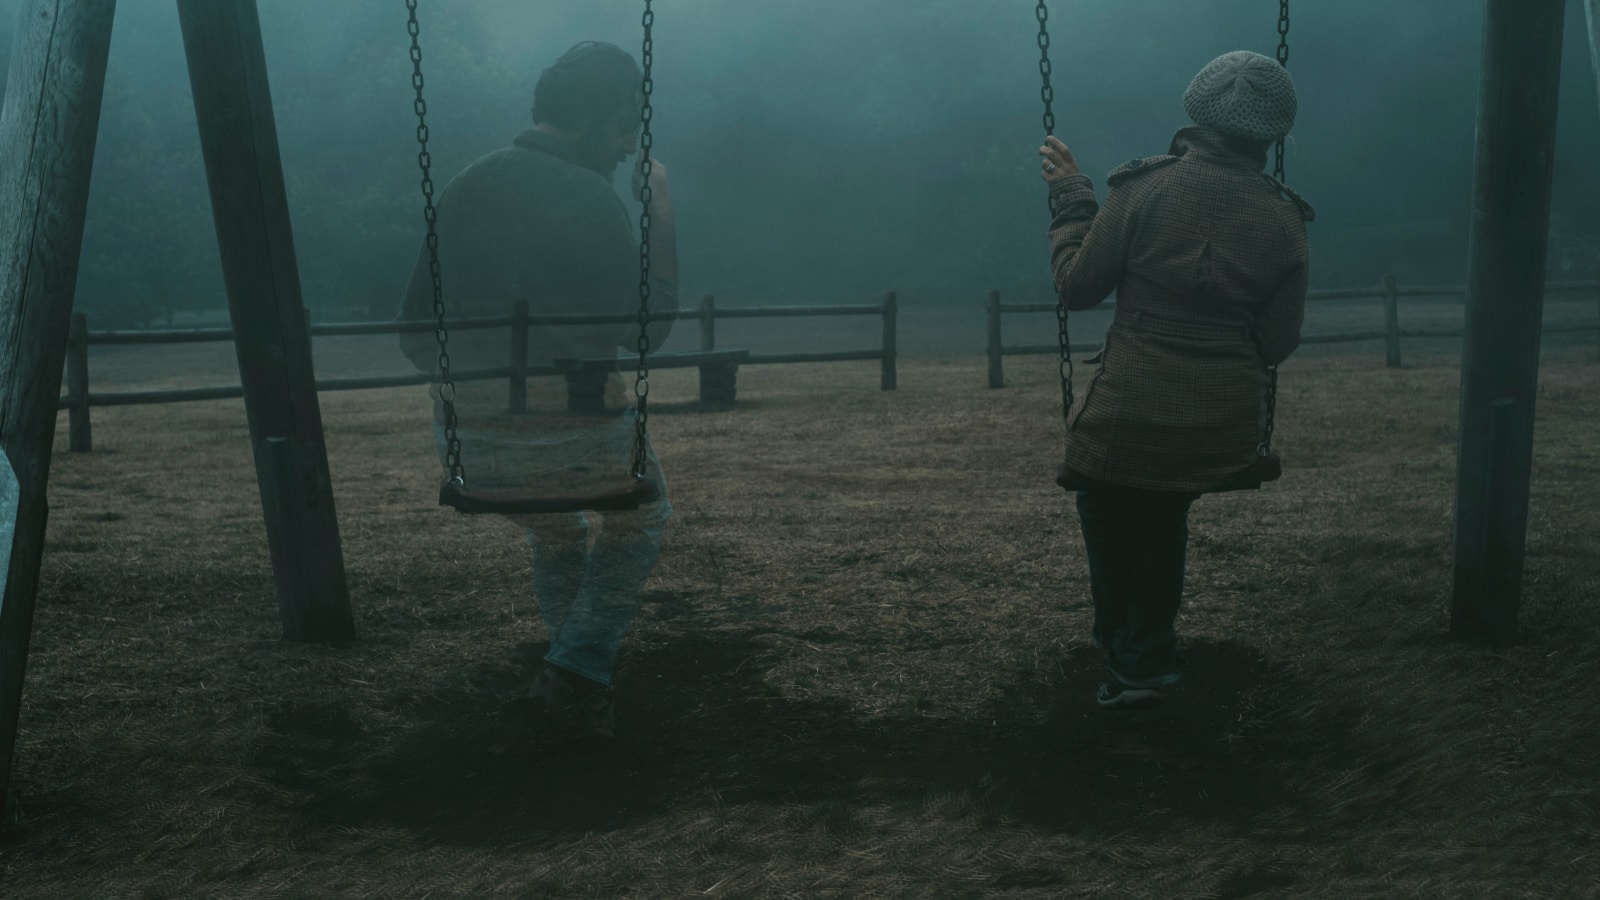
[2,339,1597,898]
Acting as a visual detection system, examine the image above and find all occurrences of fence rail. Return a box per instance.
[57,293,898,451]
[983,278,1600,387]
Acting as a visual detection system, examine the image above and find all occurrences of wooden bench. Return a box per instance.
[555,349,751,413]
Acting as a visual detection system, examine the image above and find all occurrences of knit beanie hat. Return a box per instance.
[1182,51,1297,143]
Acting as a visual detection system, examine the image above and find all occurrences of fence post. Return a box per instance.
[699,294,715,351]
[509,299,528,413]
[881,291,898,390]
[1382,275,1404,368]
[985,289,1004,388]
[67,313,91,452]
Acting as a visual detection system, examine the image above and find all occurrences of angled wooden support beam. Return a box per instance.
[1450,0,1568,646]
[176,0,354,644]
[1586,1,1600,121]
[0,0,118,823]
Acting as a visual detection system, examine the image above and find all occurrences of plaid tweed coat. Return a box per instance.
[1047,125,1313,492]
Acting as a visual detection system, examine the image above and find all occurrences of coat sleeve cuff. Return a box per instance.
[649,276,679,312]
[1048,174,1096,205]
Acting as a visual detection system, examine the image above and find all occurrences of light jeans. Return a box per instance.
[435,410,671,684]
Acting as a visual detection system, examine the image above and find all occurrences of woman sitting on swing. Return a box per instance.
[1039,51,1313,709]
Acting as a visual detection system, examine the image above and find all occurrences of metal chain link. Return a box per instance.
[1037,0,1075,438]
[1036,1,1055,143]
[1273,0,1290,183]
[631,0,655,481]
[1261,367,1279,456]
[405,0,464,485]
[1262,0,1290,458]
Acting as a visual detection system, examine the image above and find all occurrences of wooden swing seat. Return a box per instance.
[1056,451,1282,494]
[439,477,660,515]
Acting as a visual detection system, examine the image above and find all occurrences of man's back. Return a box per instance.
[401,129,640,418]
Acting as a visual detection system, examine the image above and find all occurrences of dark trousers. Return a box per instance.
[1074,482,1198,686]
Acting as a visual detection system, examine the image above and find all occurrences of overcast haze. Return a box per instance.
[2,0,1597,327]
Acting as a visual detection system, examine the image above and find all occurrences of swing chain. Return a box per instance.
[1259,368,1279,457]
[1037,1,1075,441]
[1036,0,1055,141]
[406,0,463,485]
[1274,0,1290,183]
[632,0,656,482]
[1262,0,1290,457]
[1276,0,1291,65]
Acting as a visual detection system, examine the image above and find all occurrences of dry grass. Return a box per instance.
[2,342,1598,898]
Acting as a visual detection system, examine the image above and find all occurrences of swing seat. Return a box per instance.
[439,477,660,515]
[1213,450,1282,493]
[1056,451,1281,494]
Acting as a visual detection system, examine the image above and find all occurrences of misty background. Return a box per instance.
[1,0,1598,330]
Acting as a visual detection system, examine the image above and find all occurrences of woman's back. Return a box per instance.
[1122,127,1311,363]
[1053,125,1312,367]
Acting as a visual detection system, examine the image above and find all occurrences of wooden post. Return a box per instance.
[985,290,1004,388]
[509,300,528,413]
[698,359,739,409]
[1381,276,1404,369]
[1449,0,1567,647]
[0,0,118,823]
[563,365,609,414]
[67,313,92,452]
[1582,4,1599,362]
[698,294,716,352]
[880,292,898,391]
[177,0,353,644]
[1593,272,1600,362]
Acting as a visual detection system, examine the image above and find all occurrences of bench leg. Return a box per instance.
[699,362,738,409]
[564,369,608,413]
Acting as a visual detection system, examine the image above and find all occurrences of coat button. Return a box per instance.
[1126,157,1144,169]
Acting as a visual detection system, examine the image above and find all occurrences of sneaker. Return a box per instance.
[1096,681,1163,710]
[525,664,616,740]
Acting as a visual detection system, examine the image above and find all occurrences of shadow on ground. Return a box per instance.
[253,610,1399,845]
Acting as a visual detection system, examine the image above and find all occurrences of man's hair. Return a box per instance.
[532,42,642,129]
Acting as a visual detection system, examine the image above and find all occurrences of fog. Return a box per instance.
[2,0,1598,327]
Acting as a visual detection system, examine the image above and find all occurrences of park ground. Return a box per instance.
[1,317,1597,897]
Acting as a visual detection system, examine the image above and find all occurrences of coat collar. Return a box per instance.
[512,128,579,164]
[1168,125,1269,173]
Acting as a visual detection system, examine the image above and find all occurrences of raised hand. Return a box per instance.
[1039,135,1082,182]
[632,157,670,205]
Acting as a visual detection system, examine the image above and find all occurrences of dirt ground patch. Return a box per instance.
[3,344,1598,897]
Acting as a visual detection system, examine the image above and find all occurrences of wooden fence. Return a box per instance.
[56,292,898,451]
[983,278,1600,388]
